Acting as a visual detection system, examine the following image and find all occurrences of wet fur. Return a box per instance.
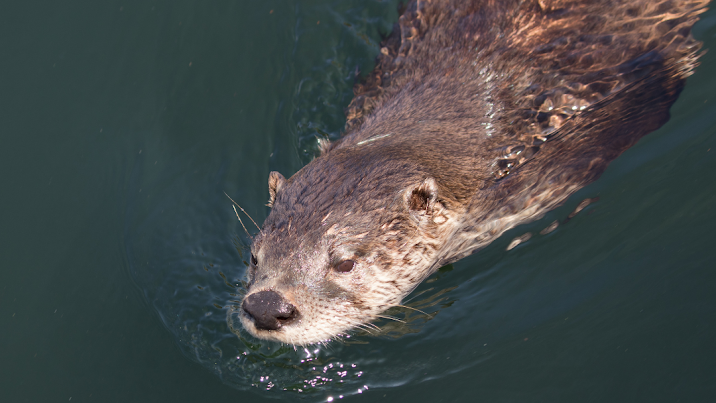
[240,0,709,345]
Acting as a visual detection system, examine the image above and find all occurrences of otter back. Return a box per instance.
[238,0,709,346]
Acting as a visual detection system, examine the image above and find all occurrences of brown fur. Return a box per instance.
[239,0,709,345]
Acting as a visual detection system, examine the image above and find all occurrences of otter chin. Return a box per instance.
[238,0,709,346]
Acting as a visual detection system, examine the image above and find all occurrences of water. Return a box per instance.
[2,1,716,402]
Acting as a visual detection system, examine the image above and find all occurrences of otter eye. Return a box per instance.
[250,254,258,266]
[334,260,355,273]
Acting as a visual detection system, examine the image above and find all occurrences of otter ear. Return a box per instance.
[267,171,286,207]
[406,177,439,215]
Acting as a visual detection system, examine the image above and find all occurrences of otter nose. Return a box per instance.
[242,290,299,331]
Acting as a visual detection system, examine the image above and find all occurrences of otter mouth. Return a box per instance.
[241,290,300,331]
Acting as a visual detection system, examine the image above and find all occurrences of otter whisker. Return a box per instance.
[375,314,406,324]
[358,319,382,332]
[224,192,260,230]
[364,322,381,332]
[231,205,252,240]
[353,322,379,334]
[394,304,430,316]
[342,316,381,332]
[401,289,431,304]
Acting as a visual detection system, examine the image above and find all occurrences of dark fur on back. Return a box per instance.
[240,0,709,345]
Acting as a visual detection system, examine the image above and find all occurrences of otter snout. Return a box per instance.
[242,290,299,331]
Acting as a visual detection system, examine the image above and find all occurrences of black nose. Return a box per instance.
[242,290,299,331]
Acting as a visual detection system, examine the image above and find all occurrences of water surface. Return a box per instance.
[2,1,716,402]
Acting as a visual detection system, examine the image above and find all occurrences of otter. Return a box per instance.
[238,0,709,345]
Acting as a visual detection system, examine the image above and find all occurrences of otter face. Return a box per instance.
[240,240,387,345]
[238,168,455,345]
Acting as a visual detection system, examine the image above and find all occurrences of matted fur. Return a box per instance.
[239,0,709,345]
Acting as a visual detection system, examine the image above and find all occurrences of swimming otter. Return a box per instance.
[238,0,709,345]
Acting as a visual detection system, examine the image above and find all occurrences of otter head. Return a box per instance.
[239,148,457,345]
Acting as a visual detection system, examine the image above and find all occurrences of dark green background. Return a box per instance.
[2,1,715,402]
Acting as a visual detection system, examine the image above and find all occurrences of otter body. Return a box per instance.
[239,0,709,345]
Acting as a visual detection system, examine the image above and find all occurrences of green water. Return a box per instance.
[2,1,716,402]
